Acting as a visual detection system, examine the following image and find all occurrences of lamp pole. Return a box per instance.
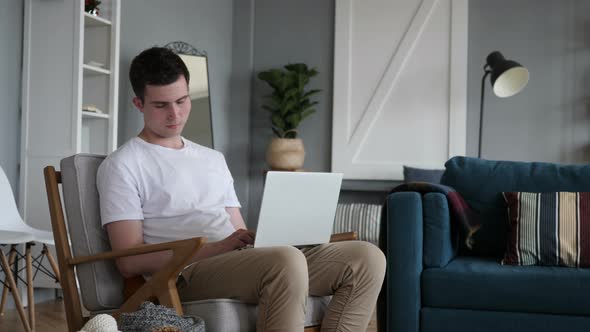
[478,67,491,158]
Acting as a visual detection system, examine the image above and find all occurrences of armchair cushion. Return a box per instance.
[61,154,124,311]
[441,156,590,257]
[502,191,590,267]
[422,256,590,316]
[183,296,330,331]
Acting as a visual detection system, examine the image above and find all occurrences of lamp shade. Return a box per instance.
[486,51,529,98]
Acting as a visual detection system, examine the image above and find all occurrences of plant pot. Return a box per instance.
[266,138,305,171]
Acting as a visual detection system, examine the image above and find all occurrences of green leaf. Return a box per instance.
[302,89,321,99]
[271,127,282,138]
[286,113,302,127]
[284,88,299,101]
[270,93,283,106]
[258,69,284,90]
[298,99,318,111]
[283,100,298,115]
[285,63,307,74]
[271,114,285,130]
[300,109,316,121]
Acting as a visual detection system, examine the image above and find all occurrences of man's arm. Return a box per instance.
[106,220,173,278]
[107,217,255,278]
[226,207,247,230]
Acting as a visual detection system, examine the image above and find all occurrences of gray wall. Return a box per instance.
[468,0,590,162]
[229,0,255,219]
[0,0,24,311]
[247,0,335,226]
[245,0,590,220]
[118,0,252,216]
[0,0,23,194]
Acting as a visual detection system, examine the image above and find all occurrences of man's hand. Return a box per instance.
[218,229,255,251]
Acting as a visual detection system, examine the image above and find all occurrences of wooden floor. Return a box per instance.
[0,299,67,332]
[0,299,378,331]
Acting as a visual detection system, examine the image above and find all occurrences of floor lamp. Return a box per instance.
[478,51,529,158]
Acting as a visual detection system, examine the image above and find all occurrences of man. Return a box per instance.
[97,47,385,332]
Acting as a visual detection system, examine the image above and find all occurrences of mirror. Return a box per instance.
[164,41,214,148]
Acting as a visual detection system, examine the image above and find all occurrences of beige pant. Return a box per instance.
[178,241,386,332]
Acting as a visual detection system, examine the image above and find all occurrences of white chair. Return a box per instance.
[0,165,61,332]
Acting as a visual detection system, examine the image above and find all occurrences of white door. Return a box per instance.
[332,0,468,180]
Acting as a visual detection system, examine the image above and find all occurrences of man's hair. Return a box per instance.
[129,47,190,101]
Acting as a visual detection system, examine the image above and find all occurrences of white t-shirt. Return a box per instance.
[96,137,240,244]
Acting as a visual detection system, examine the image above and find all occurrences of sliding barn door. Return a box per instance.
[332,0,467,180]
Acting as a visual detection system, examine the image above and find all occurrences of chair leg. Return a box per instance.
[26,243,35,330]
[0,245,17,316]
[0,248,31,332]
[42,245,60,284]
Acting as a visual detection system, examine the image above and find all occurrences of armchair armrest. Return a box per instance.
[66,237,206,317]
[67,238,205,265]
[330,231,357,242]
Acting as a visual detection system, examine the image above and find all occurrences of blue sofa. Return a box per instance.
[382,156,590,332]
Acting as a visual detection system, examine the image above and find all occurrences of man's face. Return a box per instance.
[133,75,191,140]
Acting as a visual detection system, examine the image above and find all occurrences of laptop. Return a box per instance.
[253,171,343,248]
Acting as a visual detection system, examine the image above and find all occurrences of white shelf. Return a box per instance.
[84,12,112,27]
[21,0,119,288]
[82,111,110,119]
[83,64,111,76]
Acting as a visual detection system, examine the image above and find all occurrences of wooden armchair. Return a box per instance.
[44,154,357,332]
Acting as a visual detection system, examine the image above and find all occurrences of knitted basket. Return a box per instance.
[119,302,205,332]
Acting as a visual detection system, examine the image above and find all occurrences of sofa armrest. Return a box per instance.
[382,192,423,332]
[423,193,458,268]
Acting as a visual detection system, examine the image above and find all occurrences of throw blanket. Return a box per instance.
[380,182,480,249]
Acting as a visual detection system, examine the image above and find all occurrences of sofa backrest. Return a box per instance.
[441,156,590,257]
[60,154,124,311]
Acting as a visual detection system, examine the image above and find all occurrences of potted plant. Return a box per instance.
[258,63,320,171]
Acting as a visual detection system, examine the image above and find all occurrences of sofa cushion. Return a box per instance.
[422,256,590,316]
[441,156,590,257]
[421,308,590,332]
[503,192,590,267]
[183,296,330,332]
[95,296,330,332]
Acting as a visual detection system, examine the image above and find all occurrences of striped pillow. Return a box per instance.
[502,192,590,267]
[333,203,382,245]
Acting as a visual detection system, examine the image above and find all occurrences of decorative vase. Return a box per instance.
[266,138,305,171]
